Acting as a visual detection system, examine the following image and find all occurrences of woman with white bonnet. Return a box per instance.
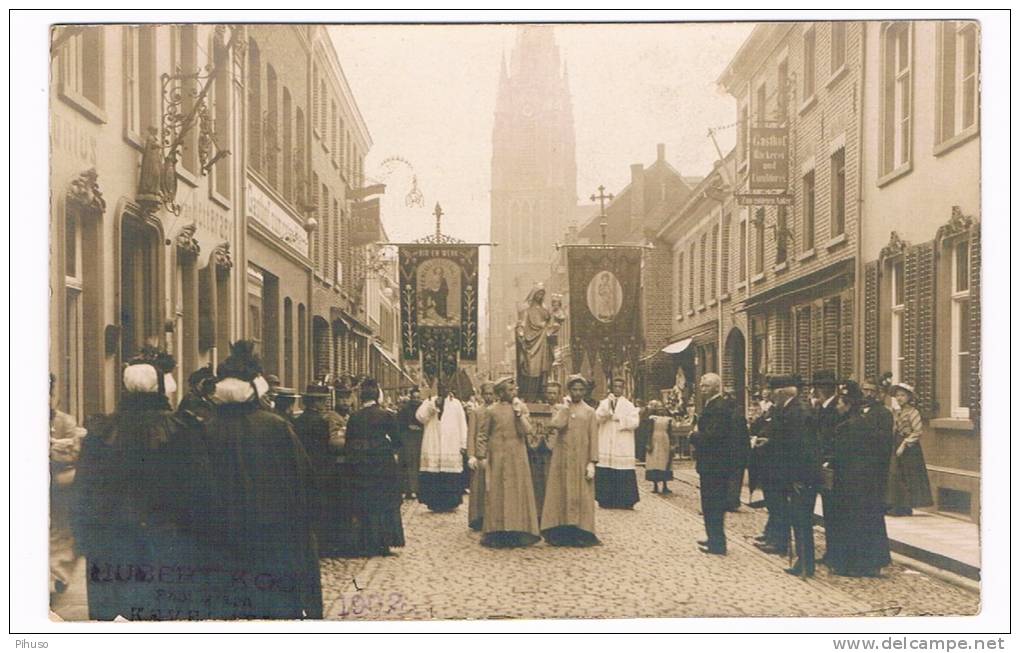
[73,346,206,620]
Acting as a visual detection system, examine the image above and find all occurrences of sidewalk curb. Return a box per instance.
[672,467,980,594]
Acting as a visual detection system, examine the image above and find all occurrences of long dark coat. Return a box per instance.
[690,395,748,477]
[292,407,349,555]
[827,412,894,574]
[73,393,213,621]
[764,396,819,488]
[201,398,323,619]
[342,404,405,554]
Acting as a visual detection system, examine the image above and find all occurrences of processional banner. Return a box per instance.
[398,244,479,383]
[566,246,643,372]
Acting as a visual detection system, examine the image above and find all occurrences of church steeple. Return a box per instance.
[487,25,578,375]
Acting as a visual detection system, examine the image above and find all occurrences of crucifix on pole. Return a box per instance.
[433,202,443,241]
[590,185,614,245]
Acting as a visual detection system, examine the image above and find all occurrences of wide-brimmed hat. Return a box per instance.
[812,369,838,387]
[303,383,331,398]
[768,374,803,389]
[270,386,301,399]
[890,382,915,396]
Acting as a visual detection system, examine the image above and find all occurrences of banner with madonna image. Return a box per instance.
[398,244,479,383]
[566,246,643,372]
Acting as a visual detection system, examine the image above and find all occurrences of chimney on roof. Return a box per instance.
[657,143,665,162]
[630,163,645,227]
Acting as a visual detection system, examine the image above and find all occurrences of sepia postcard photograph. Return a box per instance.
[7,7,1012,644]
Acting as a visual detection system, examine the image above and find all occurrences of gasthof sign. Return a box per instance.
[748,125,789,191]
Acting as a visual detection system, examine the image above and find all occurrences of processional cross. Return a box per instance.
[590,185,615,245]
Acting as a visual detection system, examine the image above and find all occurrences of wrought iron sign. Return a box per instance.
[139,27,237,217]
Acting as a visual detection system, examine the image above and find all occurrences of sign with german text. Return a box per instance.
[748,125,789,192]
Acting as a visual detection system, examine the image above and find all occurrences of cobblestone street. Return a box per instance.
[319,468,979,621]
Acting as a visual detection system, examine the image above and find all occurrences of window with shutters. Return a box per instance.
[675,250,684,320]
[266,65,279,185]
[174,26,199,175]
[777,58,789,122]
[950,239,971,418]
[331,101,338,165]
[776,206,789,264]
[890,259,905,383]
[823,297,841,373]
[319,80,327,137]
[795,305,811,379]
[58,26,106,122]
[738,219,748,282]
[830,149,846,237]
[699,233,707,306]
[312,64,319,137]
[754,209,765,275]
[688,242,696,312]
[321,185,330,276]
[802,25,816,101]
[881,22,913,179]
[247,40,262,171]
[803,171,816,250]
[737,103,749,167]
[751,317,768,391]
[211,34,232,201]
[936,21,979,150]
[830,22,847,75]
[710,225,719,300]
[721,215,731,292]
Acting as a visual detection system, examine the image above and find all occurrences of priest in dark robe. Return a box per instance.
[343,378,405,556]
[825,382,894,576]
[397,387,424,500]
[466,382,496,531]
[473,377,540,548]
[541,375,600,547]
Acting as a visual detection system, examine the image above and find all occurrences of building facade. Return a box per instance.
[51,24,389,420]
[51,25,245,420]
[859,21,981,520]
[487,25,578,377]
[719,22,862,397]
[655,150,746,410]
[306,26,375,389]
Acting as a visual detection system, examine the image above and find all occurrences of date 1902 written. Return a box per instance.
[336,592,407,618]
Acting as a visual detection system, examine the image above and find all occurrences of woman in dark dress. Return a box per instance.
[825,384,894,577]
[342,378,405,556]
[73,349,210,620]
[885,383,934,516]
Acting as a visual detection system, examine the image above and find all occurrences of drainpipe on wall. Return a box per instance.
[854,22,867,380]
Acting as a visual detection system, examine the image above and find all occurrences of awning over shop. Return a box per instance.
[372,341,416,388]
[332,307,375,337]
[661,337,693,355]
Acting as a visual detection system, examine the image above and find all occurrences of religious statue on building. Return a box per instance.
[515,283,556,402]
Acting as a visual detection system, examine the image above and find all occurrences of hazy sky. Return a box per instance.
[330,23,754,244]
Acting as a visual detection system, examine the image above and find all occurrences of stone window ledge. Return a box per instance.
[930,418,975,432]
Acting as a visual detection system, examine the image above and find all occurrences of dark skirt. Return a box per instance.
[528,447,552,520]
[418,471,464,512]
[645,468,674,482]
[542,525,600,547]
[398,431,423,496]
[826,493,892,576]
[594,467,639,509]
[345,508,405,556]
[480,530,541,548]
[886,444,934,509]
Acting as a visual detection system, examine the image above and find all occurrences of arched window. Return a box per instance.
[247,39,261,171]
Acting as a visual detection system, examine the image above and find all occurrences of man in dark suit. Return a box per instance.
[812,370,843,565]
[689,373,747,555]
[765,374,821,576]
